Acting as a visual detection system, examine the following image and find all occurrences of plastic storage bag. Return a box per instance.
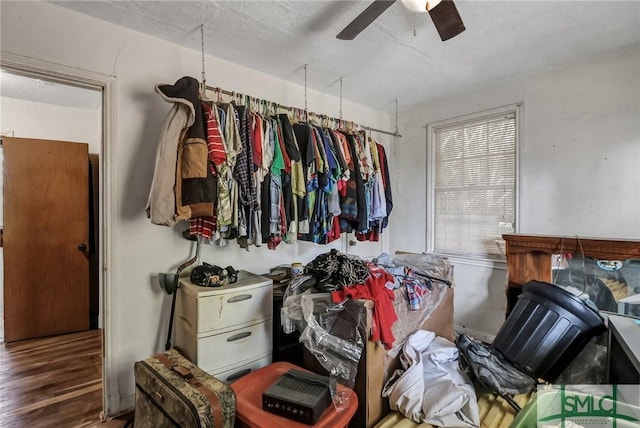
[297,293,365,389]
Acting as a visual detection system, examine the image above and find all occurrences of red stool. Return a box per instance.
[231,361,358,428]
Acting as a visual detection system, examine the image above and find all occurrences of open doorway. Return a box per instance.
[0,59,113,422]
[0,69,103,340]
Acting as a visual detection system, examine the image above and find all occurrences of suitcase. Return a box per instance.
[134,349,236,428]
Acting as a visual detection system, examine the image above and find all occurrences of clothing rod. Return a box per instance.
[204,84,401,138]
[368,127,402,138]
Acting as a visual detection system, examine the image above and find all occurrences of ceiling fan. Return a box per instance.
[337,0,465,41]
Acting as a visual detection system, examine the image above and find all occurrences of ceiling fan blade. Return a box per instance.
[337,0,397,40]
[428,0,465,41]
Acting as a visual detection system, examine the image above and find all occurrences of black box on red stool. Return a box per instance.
[262,369,334,424]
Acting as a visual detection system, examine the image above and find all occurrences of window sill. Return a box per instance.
[432,253,507,270]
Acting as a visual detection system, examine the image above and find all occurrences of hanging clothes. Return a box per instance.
[202,102,226,169]
[274,115,293,242]
[213,102,242,242]
[146,77,196,226]
[265,116,285,248]
[340,133,367,233]
[355,135,383,242]
[251,113,263,171]
[187,101,223,241]
[147,76,217,226]
[250,112,264,246]
[357,139,394,242]
[147,76,395,250]
[278,114,303,243]
[292,122,316,235]
[378,143,394,229]
[232,104,259,248]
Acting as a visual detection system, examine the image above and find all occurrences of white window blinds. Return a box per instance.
[432,110,517,258]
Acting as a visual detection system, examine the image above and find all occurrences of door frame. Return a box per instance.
[1,51,117,419]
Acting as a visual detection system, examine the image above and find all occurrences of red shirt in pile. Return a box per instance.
[331,266,397,349]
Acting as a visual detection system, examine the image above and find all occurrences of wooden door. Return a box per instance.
[3,137,90,342]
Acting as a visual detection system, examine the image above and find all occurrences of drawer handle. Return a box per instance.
[226,368,251,382]
[228,294,252,303]
[227,331,252,342]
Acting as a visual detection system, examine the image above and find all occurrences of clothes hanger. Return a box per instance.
[199,82,214,105]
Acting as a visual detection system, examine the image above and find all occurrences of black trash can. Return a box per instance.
[493,281,606,382]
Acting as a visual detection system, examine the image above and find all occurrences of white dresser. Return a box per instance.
[175,270,273,383]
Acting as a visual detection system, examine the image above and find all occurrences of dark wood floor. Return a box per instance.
[0,329,125,428]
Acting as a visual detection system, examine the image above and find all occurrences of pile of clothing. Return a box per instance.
[280,251,452,386]
[383,330,480,427]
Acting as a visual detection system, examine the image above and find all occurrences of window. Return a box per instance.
[427,105,518,259]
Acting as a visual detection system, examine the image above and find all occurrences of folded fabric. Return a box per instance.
[382,330,480,427]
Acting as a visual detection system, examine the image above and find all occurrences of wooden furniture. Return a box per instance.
[502,234,640,314]
[175,271,273,383]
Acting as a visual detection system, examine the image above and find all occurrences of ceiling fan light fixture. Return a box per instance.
[336,0,396,40]
[428,0,465,41]
[426,0,442,11]
[338,0,465,41]
[400,0,444,13]
[401,0,428,12]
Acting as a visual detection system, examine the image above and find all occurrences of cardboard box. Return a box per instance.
[304,288,454,428]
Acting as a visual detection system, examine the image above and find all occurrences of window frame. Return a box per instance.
[426,103,521,260]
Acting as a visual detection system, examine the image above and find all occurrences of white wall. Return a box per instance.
[0,96,102,342]
[0,97,102,152]
[1,1,392,415]
[393,43,640,340]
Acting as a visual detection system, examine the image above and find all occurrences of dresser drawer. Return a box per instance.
[177,272,273,336]
[213,353,272,384]
[193,319,272,374]
[196,283,272,335]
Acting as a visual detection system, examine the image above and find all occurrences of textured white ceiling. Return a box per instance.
[49,1,640,111]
